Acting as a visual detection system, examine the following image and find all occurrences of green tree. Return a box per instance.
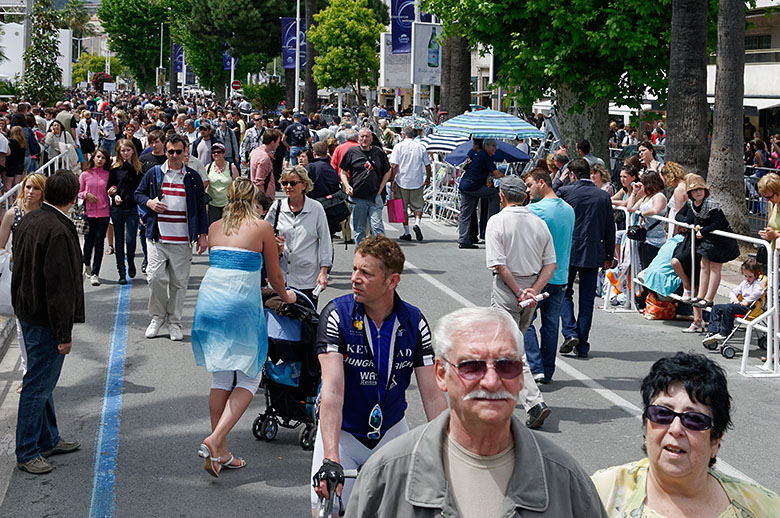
[20,0,62,103]
[59,0,96,40]
[98,0,168,91]
[422,0,674,159]
[244,81,286,113]
[72,52,127,85]
[308,0,383,107]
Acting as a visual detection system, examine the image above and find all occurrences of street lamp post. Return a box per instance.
[294,0,301,112]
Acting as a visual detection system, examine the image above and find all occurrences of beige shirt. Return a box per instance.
[443,434,515,518]
[485,205,556,276]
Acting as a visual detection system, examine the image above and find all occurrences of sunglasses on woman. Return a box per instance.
[211,149,224,155]
[645,405,713,431]
[440,357,523,381]
[280,180,300,187]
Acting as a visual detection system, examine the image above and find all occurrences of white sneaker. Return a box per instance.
[145,317,165,338]
[168,323,183,341]
[90,274,100,286]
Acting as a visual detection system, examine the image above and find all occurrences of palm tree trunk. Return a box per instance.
[304,0,318,114]
[441,31,470,117]
[285,67,296,111]
[707,0,747,235]
[665,0,709,176]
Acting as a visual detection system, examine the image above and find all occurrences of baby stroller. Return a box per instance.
[252,289,320,450]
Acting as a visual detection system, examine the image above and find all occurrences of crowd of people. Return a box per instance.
[3,91,780,517]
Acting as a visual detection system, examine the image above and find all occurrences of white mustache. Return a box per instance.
[464,389,518,401]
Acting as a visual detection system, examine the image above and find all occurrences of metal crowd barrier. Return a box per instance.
[1,154,67,249]
[424,160,463,222]
[608,203,779,378]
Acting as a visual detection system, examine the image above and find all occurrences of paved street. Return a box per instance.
[0,215,778,517]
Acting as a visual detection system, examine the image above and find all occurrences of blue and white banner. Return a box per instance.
[174,44,184,73]
[391,0,432,54]
[222,49,238,71]
[281,17,306,69]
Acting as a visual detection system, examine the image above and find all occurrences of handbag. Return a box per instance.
[70,199,90,235]
[0,251,13,316]
[315,190,350,235]
[386,198,405,223]
[626,219,661,242]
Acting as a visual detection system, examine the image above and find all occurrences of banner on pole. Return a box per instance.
[411,22,441,85]
[174,44,184,73]
[391,0,433,54]
[222,49,238,71]
[281,17,306,69]
[380,32,412,88]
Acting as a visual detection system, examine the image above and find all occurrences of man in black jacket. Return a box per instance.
[557,158,615,359]
[12,170,85,474]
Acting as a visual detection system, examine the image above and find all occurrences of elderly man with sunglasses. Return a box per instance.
[135,133,208,342]
[311,235,447,517]
[345,307,607,518]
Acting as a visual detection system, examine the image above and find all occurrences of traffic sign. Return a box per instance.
[231,80,241,91]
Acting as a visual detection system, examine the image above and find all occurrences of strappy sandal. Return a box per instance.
[693,299,713,309]
[682,322,704,333]
[198,443,221,478]
[105,246,114,255]
[219,454,246,470]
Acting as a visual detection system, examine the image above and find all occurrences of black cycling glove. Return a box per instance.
[313,458,345,488]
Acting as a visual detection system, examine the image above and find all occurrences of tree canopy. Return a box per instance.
[72,52,127,85]
[98,0,168,91]
[20,0,62,103]
[58,0,96,39]
[308,0,383,106]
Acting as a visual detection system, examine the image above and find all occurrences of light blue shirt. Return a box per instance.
[528,197,575,285]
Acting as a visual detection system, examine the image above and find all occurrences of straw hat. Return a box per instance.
[686,174,707,193]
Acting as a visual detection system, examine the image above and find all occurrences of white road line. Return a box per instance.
[404,260,758,485]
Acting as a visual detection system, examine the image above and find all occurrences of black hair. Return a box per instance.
[576,138,591,154]
[165,132,187,149]
[568,157,591,179]
[44,170,79,206]
[641,352,732,466]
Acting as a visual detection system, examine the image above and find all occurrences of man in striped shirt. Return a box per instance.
[134,133,208,341]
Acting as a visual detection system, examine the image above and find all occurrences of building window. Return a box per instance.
[746,34,772,51]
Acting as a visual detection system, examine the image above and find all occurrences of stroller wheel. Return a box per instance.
[299,425,315,450]
[260,417,279,441]
[721,346,736,359]
[252,415,265,440]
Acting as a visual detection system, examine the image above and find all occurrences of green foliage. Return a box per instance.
[98,0,168,91]
[72,52,126,84]
[309,0,383,105]
[171,0,293,93]
[58,0,96,39]
[422,0,675,111]
[19,0,62,103]
[0,79,19,97]
[243,81,286,112]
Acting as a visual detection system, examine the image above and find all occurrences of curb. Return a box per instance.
[0,317,15,365]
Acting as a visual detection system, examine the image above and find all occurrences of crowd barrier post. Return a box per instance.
[640,211,780,378]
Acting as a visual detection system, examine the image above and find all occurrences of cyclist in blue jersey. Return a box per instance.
[311,235,447,515]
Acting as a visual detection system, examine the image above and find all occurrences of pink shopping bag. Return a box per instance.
[387,198,405,223]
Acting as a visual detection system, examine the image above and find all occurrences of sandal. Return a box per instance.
[681,291,693,303]
[682,322,704,333]
[198,443,221,478]
[219,454,246,469]
[105,246,114,255]
[693,299,713,309]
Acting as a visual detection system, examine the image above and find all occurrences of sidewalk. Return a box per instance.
[0,317,13,367]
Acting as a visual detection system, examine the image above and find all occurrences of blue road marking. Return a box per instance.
[89,280,131,518]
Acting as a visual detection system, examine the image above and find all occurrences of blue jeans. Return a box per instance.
[16,321,66,463]
[560,266,599,354]
[523,283,566,381]
[351,194,385,245]
[111,206,139,276]
[101,138,116,156]
[289,145,306,165]
[707,303,746,335]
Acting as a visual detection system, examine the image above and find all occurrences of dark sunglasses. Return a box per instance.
[280,180,300,187]
[645,405,713,431]
[211,149,224,154]
[166,148,184,155]
[253,119,263,122]
[440,357,523,381]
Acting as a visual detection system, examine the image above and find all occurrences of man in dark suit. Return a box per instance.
[557,158,615,358]
[12,170,85,474]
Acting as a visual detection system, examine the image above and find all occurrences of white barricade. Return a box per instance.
[602,205,638,313]
[615,204,780,378]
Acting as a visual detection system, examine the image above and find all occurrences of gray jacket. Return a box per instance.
[345,410,607,518]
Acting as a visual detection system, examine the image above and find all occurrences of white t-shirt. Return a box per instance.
[101,118,117,140]
[389,137,431,190]
[485,205,556,276]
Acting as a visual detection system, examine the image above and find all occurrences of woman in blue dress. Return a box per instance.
[192,177,296,478]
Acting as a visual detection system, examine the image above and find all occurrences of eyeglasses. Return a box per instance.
[645,405,713,431]
[166,148,184,155]
[211,149,224,155]
[253,119,262,122]
[280,180,300,187]
[440,357,523,381]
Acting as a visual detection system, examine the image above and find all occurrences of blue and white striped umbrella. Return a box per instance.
[420,134,469,153]
[435,109,544,140]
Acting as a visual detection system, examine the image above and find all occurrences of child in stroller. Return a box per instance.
[252,288,321,450]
